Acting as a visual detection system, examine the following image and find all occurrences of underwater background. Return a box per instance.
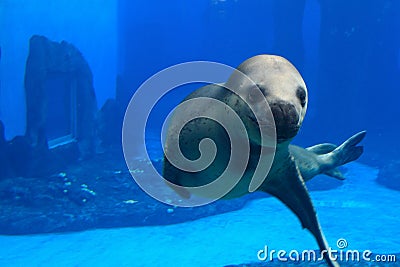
[0,0,399,266]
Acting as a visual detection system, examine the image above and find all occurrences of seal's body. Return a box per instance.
[163,55,365,267]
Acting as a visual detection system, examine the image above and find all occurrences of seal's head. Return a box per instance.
[226,55,308,144]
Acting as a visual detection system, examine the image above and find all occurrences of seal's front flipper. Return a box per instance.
[260,158,339,267]
[163,158,191,199]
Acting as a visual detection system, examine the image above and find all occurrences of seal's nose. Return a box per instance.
[270,101,299,142]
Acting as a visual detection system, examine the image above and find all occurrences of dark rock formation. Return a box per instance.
[0,121,13,179]
[24,35,98,160]
[6,135,32,177]
[97,98,124,149]
[0,35,99,179]
[0,121,33,179]
[0,120,68,179]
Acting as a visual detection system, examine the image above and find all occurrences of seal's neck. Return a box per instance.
[274,140,291,161]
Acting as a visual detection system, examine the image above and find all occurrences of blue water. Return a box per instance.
[1,0,400,266]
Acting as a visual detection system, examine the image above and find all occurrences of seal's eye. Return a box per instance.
[296,87,306,107]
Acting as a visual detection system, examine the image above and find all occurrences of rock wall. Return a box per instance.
[25,35,98,159]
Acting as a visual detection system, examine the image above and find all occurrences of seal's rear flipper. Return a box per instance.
[306,143,337,154]
[324,168,345,180]
[260,158,339,267]
[331,131,366,166]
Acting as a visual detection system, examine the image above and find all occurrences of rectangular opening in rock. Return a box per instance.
[45,73,77,148]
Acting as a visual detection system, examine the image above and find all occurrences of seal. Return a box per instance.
[163,55,365,267]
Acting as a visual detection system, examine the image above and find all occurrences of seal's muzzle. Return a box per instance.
[270,101,300,142]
